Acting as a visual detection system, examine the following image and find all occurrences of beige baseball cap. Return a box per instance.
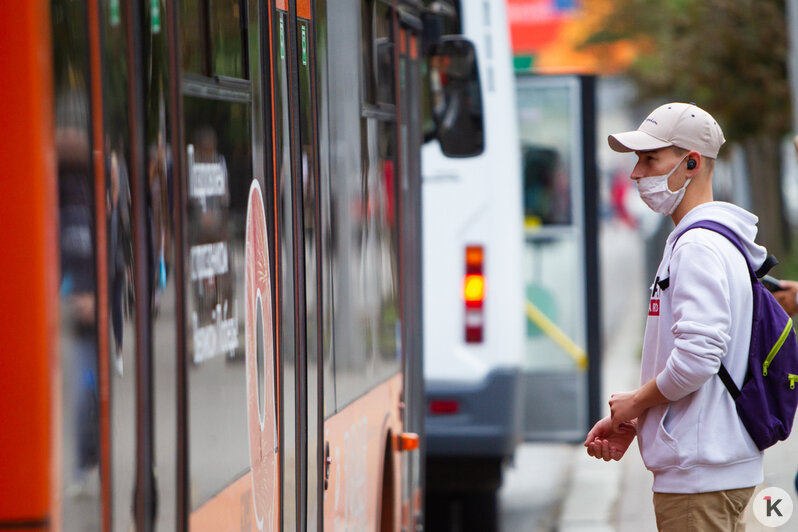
[608,102,726,159]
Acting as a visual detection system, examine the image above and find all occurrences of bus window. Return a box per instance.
[297,12,322,528]
[330,0,400,410]
[183,98,252,508]
[180,0,204,75]
[375,1,394,105]
[52,0,101,527]
[98,3,137,530]
[360,0,376,105]
[180,0,246,79]
[143,4,180,529]
[209,0,245,79]
[271,8,298,529]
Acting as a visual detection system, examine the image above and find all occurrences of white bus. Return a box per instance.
[421,0,525,527]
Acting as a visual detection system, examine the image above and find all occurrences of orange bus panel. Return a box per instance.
[297,0,311,20]
[0,0,58,529]
[323,374,402,532]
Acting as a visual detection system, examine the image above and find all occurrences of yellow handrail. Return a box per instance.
[525,300,588,370]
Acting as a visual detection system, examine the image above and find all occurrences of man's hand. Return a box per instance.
[584,415,636,461]
[609,378,669,432]
[609,391,644,432]
[775,280,798,316]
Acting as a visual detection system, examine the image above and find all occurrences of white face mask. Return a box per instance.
[636,155,690,215]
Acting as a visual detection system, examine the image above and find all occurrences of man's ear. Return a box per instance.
[686,151,701,175]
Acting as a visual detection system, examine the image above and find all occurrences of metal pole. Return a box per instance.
[786,0,798,133]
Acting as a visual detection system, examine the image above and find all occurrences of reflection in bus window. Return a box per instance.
[57,90,100,517]
[333,1,400,410]
[52,0,101,524]
[209,0,245,78]
[272,10,298,529]
[183,98,251,508]
[375,2,394,105]
[180,0,204,74]
[180,0,246,78]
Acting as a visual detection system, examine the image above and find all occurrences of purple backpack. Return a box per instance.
[672,220,798,451]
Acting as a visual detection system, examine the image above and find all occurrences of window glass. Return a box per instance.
[209,0,245,78]
[375,119,400,377]
[142,1,179,528]
[518,86,573,226]
[184,96,251,508]
[360,0,374,103]
[375,2,394,105]
[97,3,139,530]
[315,3,337,419]
[297,18,320,530]
[180,0,204,74]
[52,0,101,527]
[332,2,400,409]
[273,10,298,530]
[180,0,246,79]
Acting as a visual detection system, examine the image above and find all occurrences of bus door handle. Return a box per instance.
[324,441,331,490]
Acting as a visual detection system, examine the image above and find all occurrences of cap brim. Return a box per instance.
[608,130,672,153]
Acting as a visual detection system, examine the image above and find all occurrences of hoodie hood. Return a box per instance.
[667,201,768,269]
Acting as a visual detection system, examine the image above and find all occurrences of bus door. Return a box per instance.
[515,74,602,442]
[291,1,324,529]
[268,1,324,529]
[397,7,425,528]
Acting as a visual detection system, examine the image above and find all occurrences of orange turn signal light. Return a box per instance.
[465,245,483,267]
[398,432,420,452]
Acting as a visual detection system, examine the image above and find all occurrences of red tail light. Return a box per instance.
[429,399,460,415]
[464,245,484,343]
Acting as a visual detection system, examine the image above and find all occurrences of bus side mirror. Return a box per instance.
[428,37,484,157]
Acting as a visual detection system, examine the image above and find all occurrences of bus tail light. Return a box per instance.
[464,245,484,343]
[429,399,460,415]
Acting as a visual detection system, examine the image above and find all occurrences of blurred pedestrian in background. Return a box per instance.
[585,103,766,531]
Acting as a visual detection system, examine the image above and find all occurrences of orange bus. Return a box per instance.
[0,0,481,530]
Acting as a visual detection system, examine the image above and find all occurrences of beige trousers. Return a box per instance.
[652,486,755,532]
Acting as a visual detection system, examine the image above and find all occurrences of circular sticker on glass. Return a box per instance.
[245,180,278,530]
[753,486,793,528]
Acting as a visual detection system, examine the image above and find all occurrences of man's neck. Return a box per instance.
[671,177,714,225]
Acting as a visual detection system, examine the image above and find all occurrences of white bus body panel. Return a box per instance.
[422,0,524,462]
[422,0,524,386]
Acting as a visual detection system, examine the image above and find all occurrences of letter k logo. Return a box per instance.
[765,496,783,517]
[754,487,793,526]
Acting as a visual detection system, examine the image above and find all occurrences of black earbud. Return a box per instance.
[687,159,697,170]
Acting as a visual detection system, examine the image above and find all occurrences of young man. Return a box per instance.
[585,103,766,531]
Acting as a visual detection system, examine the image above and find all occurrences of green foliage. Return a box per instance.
[586,0,791,142]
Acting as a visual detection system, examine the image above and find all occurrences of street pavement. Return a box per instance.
[500,219,798,531]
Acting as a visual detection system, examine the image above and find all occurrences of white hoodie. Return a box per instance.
[638,201,767,493]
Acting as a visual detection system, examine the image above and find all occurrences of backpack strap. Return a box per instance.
[671,220,764,400]
[672,220,757,283]
[756,254,779,278]
[717,363,742,400]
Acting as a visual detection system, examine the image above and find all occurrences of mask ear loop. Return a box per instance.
[667,154,690,190]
